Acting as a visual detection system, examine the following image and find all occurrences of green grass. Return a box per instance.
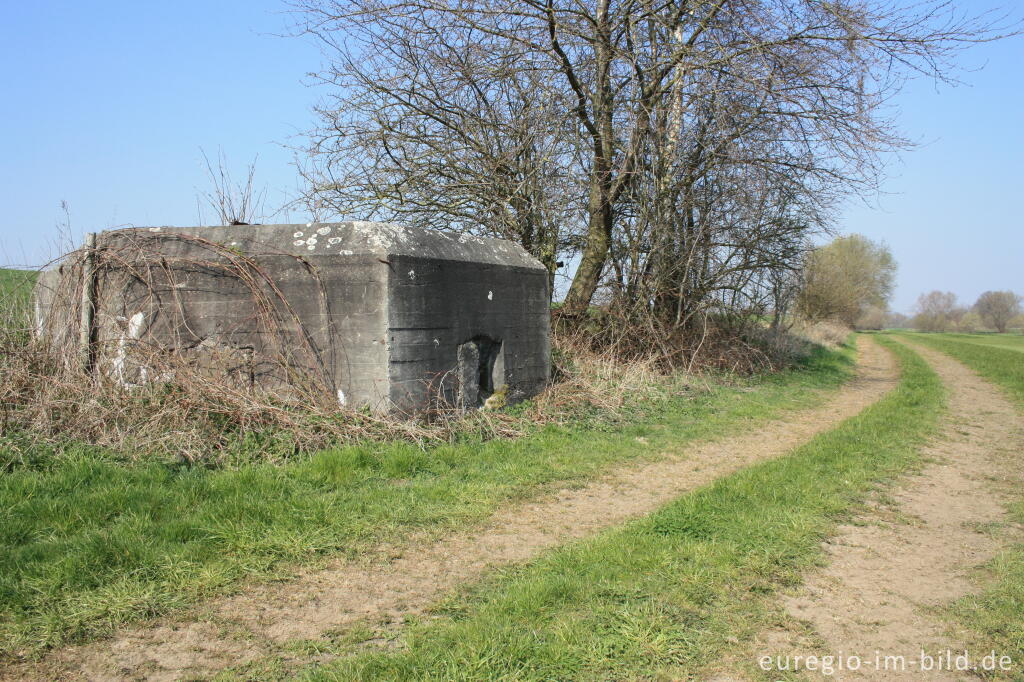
[291,337,943,681]
[0,267,36,290]
[921,332,1024,354]
[896,332,1024,407]
[0,267,36,318]
[895,332,1024,677]
[0,341,856,658]
[949,510,1024,681]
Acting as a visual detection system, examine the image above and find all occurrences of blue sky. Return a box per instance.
[1,1,1021,313]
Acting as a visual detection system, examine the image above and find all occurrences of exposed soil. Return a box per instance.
[4,338,898,681]
[740,340,1024,681]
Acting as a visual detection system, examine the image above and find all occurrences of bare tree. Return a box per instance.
[292,0,1008,333]
[913,290,960,332]
[955,308,983,332]
[886,311,911,329]
[973,290,1022,333]
[291,8,581,285]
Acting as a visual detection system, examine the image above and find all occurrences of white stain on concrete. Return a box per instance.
[352,221,413,250]
[317,226,332,235]
[408,269,416,280]
[487,290,493,300]
[113,312,146,386]
[294,240,305,247]
[328,237,342,245]
[127,311,145,339]
[293,231,304,238]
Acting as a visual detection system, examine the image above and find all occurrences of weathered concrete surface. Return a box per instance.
[33,222,550,412]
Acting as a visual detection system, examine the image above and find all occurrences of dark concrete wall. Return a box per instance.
[386,255,550,412]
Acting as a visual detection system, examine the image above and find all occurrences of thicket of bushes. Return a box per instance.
[1,266,833,469]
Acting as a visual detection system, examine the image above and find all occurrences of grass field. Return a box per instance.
[894,331,1024,674]
[0,267,36,291]
[253,337,942,680]
[920,332,1024,354]
[0,267,37,321]
[0,329,857,657]
[898,332,1024,407]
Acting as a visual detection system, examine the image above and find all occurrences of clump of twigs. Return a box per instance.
[197,148,266,226]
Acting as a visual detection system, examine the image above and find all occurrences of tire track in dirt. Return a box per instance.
[742,339,1024,681]
[6,338,898,682]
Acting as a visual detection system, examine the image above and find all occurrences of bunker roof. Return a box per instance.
[102,221,544,270]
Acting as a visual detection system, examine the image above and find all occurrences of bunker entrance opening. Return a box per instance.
[457,337,504,409]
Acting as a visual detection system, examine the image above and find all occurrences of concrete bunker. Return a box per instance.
[33,221,550,413]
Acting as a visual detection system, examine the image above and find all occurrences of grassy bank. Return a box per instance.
[0,338,855,658]
[287,337,941,680]
[896,332,1024,677]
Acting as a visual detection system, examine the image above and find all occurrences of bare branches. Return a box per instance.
[289,0,1011,355]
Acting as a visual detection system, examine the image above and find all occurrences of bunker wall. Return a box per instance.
[386,254,550,412]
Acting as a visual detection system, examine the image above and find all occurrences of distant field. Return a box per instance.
[0,267,37,325]
[928,332,1024,354]
[0,267,37,298]
[898,332,1024,407]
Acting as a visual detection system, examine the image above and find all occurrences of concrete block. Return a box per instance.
[35,221,550,413]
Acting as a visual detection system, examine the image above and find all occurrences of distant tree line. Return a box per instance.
[289,0,1003,348]
[912,290,1023,333]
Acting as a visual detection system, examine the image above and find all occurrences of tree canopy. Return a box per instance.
[974,290,1022,333]
[797,235,896,327]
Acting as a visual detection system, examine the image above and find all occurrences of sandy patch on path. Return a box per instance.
[5,338,897,682]
[745,340,1024,681]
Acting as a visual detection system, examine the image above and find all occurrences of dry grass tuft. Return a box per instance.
[790,318,851,348]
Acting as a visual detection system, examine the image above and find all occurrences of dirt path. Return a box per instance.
[7,338,898,682]
[744,340,1024,681]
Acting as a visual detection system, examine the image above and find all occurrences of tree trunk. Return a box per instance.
[562,187,612,315]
